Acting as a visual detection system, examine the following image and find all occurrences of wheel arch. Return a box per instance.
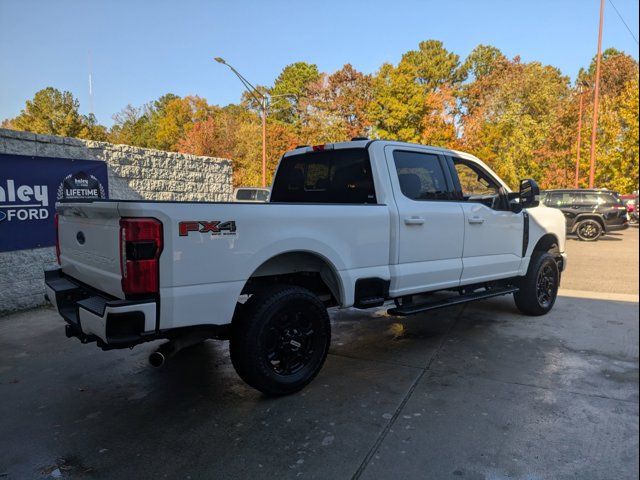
[530,233,563,273]
[572,214,606,232]
[533,233,560,255]
[239,249,344,307]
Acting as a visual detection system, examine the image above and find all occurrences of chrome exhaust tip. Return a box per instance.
[148,351,165,368]
[148,334,207,368]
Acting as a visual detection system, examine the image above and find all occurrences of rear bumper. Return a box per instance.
[44,269,157,349]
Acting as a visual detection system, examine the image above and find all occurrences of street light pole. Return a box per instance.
[214,57,268,188]
[589,0,605,189]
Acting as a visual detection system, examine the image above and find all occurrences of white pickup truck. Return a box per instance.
[45,139,567,395]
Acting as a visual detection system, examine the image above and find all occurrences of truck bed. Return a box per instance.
[57,199,392,331]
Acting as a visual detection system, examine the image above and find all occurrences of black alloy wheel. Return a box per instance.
[230,285,331,396]
[536,262,556,308]
[514,251,559,316]
[263,307,321,376]
[576,219,602,241]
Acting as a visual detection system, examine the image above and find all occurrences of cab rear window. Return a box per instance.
[270,148,376,204]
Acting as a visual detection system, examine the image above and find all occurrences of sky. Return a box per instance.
[1,0,638,126]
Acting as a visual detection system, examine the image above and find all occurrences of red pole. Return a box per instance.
[261,98,267,188]
[575,89,585,188]
[589,0,605,189]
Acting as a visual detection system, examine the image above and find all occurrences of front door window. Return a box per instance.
[454,160,505,210]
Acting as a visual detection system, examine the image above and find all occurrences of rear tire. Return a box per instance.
[230,285,331,396]
[575,219,602,241]
[514,252,559,316]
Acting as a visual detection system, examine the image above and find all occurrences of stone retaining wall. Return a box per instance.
[0,128,233,314]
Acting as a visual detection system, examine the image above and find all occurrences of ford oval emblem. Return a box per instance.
[76,231,86,245]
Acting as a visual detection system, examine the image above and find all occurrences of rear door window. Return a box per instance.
[577,192,601,205]
[270,148,376,203]
[392,151,451,201]
[546,192,574,207]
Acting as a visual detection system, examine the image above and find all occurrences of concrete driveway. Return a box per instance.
[1,229,638,479]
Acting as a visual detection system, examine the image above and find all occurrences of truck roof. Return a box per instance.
[284,139,482,163]
[283,138,508,192]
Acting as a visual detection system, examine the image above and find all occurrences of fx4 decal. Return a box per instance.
[179,221,237,236]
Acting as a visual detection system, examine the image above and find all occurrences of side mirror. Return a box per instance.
[519,179,540,209]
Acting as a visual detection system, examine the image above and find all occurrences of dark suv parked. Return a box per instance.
[542,189,629,241]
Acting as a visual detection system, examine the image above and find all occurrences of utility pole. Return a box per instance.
[589,0,605,188]
[575,86,586,188]
[261,97,267,188]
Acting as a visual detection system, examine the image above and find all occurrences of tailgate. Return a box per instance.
[57,202,124,298]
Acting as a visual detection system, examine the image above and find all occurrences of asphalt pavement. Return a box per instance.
[1,228,638,479]
[561,227,639,295]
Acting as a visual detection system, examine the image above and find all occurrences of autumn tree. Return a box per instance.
[571,49,639,191]
[231,119,299,187]
[78,113,109,141]
[109,104,154,146]
[615,79,640,193]
[323,64,373,138]
[177,105,299,187]
[580,77,639,193]
[461,55,571,187]
[461,44,506,80]
[109,94,181,147]
[269,62,320,125]
[176,105,245,158]
[110,94,212,150]
[370,40,463,145]
[580,48,639,98]
[154,96,212,150]
[7,87,107,140]
[402,39,464,89]
[298,64,373,143]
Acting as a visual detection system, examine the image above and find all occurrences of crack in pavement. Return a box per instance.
[350,305,468,480]
[349,298,638,479]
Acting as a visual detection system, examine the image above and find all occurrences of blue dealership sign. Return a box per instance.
[0,154,109,252]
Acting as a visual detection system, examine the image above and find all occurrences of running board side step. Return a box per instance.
[387,287,519,316]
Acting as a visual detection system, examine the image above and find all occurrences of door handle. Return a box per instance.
[468,216,485,224]
[404,216,425,225]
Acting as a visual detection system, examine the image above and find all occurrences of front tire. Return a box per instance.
[575,219,602,241]
[230,285,331,396]
[514,252,559,316]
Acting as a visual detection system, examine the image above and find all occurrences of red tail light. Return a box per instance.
[54,213,61,265]
[119,218,163,297]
